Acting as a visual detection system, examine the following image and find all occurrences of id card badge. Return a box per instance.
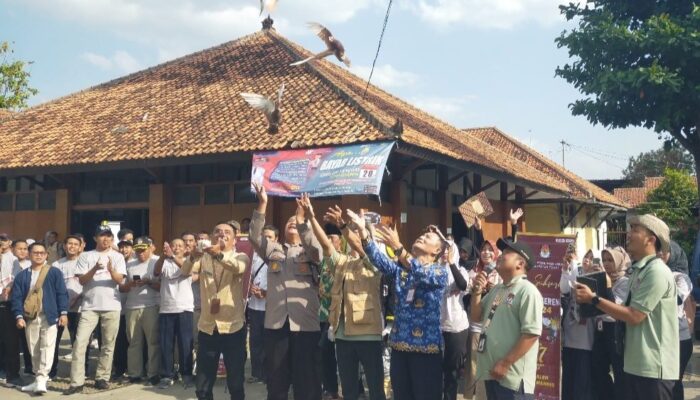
[405,288,415,303]
[477,334,487,353]
[210,298,221,315]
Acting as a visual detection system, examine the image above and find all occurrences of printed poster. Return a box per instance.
[251,142,394,197]
[517,233,575,400]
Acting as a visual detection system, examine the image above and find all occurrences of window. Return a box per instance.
[204,184,230,205]
[102,189,127,203]
[127,187,149,202]
[38,192,56,210]
[0,194,12,211]
[233,183,256,204]
[15,193,36,211]
[174,186,200,206]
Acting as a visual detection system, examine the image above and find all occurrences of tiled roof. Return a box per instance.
[613,187,649,208]
[0,28,568,195]
[644,177,664,191]
[0,109,14,122]
[464,127,628,207]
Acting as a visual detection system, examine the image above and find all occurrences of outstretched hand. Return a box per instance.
[375,224,402,250]
[324,205,345,227]
[345,209,367,237]
[163,242,174,258]
[510,208,524,225]
[297,193,315,219]
[252,182,268,205]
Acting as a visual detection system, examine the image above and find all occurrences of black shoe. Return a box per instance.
[63,386,84,395]
[148,376,160,386]
[95,380,109,390]
[5,376,26,388]
[128,377,143,384]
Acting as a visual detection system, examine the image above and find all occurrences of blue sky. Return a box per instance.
[1,0,662,179]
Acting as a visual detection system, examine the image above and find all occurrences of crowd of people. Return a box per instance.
[0,187,694,400]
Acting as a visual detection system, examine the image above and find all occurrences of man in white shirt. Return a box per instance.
[0,233,25,388]
[50,235,83,380]
[65,224,127,394]
[154,238,195,388]
[120,237,161,385]
[247,225,275,384]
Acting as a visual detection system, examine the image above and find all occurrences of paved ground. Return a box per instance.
[3,338,700,399]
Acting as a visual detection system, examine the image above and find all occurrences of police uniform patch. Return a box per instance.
[270,261,281,272]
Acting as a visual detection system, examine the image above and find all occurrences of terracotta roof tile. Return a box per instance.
[643,177,664,191]
[0,29,567,196]
[613,187,649,208]
[464,127,628,207]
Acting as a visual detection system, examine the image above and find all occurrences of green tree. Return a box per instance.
[638,168,697,253]
[0,41,38,110]
[555,1,700,199]
[623,143,694,186]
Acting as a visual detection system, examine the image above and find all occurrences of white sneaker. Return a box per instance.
[21,382,37,392]
[90,338,99,349]
[35,380,47,394]
[61,354,73,361]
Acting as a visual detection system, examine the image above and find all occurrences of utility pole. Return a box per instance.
[560,140,569,168]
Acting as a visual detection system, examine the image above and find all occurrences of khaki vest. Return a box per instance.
[328,255,383,337]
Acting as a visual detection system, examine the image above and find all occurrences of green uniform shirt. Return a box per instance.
[476,275,543,393]
[624,255,679,380]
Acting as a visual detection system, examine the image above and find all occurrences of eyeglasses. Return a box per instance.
[31,251,47,256]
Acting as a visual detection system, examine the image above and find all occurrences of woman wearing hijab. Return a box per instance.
[661,241,693,400]
[591,247,631,400]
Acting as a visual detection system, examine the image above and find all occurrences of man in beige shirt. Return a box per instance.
[250,184,323,400]
[181,222,249,400]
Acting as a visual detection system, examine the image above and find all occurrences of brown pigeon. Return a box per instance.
[290,22,351,67]
[240,83,285,134]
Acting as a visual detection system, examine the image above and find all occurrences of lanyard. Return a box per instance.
[482,287,509,332]
[212,254,227,297]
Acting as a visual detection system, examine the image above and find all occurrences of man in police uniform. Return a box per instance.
[250,183,323,400]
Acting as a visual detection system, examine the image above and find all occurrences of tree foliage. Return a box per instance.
[623,143,695,185]
[555,1,700,162]
[0,41,38,110]
[638,168,697,253]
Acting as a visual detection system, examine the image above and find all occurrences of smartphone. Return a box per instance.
[364,211,381,225]
[133,275,141,281]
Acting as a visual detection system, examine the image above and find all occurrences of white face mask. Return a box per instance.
[484,261,497,274]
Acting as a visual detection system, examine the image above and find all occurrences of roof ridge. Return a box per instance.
[463,127,626,206]
[23,31,268,113]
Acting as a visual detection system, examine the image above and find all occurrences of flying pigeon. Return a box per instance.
[240,83,285,134]
[290,22,351,68]
[259,0,278,16]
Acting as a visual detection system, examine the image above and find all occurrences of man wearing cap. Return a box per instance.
[0,233,25,388]
[181,221,250,400]
[120,237,161,386]
[471,238,543,400]
[250,184,324,400]
[65,224,127,394]
[576,214,678,400]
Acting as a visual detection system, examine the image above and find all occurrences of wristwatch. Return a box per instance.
[591,295,600,306]
[393,246,405,257]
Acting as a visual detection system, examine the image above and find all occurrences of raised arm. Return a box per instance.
[300,194,334,258]
[296,195,322,264]
[408,258,448,289]
[250,183,271,259]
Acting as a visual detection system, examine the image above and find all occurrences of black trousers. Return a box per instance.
[247,309,265,381]
[112,314,128,377]
[672,339,693,400]
[0,303,20,379]
[196,328,247,400]
[562,347,594,400]
[484,380,534,400]
[592,322,625,400]
[320,322,338,394]
[624,373,673,400]
[390,349,442,400]
[50,311,82,378]
[264,321,321,400]
[336,339,385,400]
[442,330,468,400]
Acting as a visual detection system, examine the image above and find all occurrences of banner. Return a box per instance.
[251,142,394,197]
[517,233,575,400]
